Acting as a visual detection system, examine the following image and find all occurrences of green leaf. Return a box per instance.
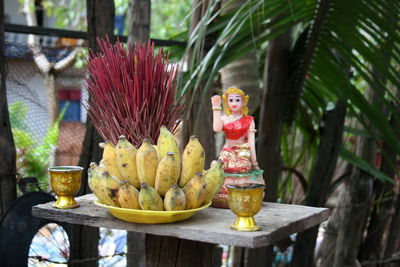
[12,128,35,148]
[340,147,393,183]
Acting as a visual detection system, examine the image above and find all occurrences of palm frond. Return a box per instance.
[179,0,400,181]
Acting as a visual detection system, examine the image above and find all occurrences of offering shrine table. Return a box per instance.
[32,194,329,266]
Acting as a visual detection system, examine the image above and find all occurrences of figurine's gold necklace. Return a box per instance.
[228,114,243,122]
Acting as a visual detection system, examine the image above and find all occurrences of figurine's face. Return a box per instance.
[227,94,244,113]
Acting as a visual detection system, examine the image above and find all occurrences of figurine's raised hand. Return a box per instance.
[211,95,222,107]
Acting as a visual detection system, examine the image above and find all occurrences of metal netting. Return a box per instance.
[5,32,87,189]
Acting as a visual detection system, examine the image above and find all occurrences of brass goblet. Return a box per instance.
[227,183,265,231]
[48,166,83,209]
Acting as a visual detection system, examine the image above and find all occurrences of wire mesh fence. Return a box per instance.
[5,32,87,190]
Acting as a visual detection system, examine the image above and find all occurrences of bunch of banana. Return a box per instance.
[90,126,225,212]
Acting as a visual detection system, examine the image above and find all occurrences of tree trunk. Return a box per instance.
[359,37,398,265]
[383,90,400,266]
[23,0,78,124]
[70,1,115,266]
[126,1,151,265]
[145,235,218,267]
[315,201,340,267]
[80,0,115,194]
[257,28,291,202]
[359,117,397,265]
[44,72,59,123]
[127,0,151,44]
[180,0,216,166]
[0,0,17,216]
[332,86,380,267]
[291,101,346,267]
[383,184,400,266]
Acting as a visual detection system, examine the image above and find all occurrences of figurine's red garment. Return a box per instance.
[223,115,253,140]
[219,115,254,173]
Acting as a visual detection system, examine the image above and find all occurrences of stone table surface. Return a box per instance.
[32,194,330,248]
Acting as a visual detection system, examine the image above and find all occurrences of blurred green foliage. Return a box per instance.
[151,0,192,40]
[32,0,192,40]
[9,101,66,191]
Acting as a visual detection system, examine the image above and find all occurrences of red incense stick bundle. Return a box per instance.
[85,37,184,147]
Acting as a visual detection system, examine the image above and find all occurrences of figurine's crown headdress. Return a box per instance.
[222,86,249,115]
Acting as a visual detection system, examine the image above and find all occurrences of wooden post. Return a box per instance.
[126,1,151,266]
[70,1,115,266]
[0,0,17,216]
[145,235,218,267]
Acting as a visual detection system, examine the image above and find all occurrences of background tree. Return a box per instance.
[21,0,80,123]
[0,0,17,216]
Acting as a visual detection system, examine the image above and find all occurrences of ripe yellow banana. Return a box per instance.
[155,152,180,196]
[88,162,101,193]
[100,171,122,207]
[139,182,164,211]
[153,145,162,163]
[179,135,205,187]
[203,160,225,202]
[164,184,186,211]
[102,141,123,181]
[116,135,140,188]
[99,159,105,168]
[136,139,159,187]
[157,126,181,171]
[183,172,208,209]
[100,170,121,190]
[88,165,120,207]
[117,180,141,209]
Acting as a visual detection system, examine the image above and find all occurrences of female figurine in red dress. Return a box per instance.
[211,86,258,173]
[211,86,264,207]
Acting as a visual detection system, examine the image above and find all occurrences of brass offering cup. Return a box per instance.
[48,166,83,209]
[227,183,265,231]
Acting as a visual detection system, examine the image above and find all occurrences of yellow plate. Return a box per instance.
[94,200,212,224]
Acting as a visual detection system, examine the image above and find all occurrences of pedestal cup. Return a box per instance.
[227,183,265,231]
[48,166,83,209]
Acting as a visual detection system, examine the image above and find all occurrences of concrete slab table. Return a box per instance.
[32,194,329,266]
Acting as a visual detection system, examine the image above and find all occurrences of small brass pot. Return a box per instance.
[227,183,265,231]
[48,166,83,209]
